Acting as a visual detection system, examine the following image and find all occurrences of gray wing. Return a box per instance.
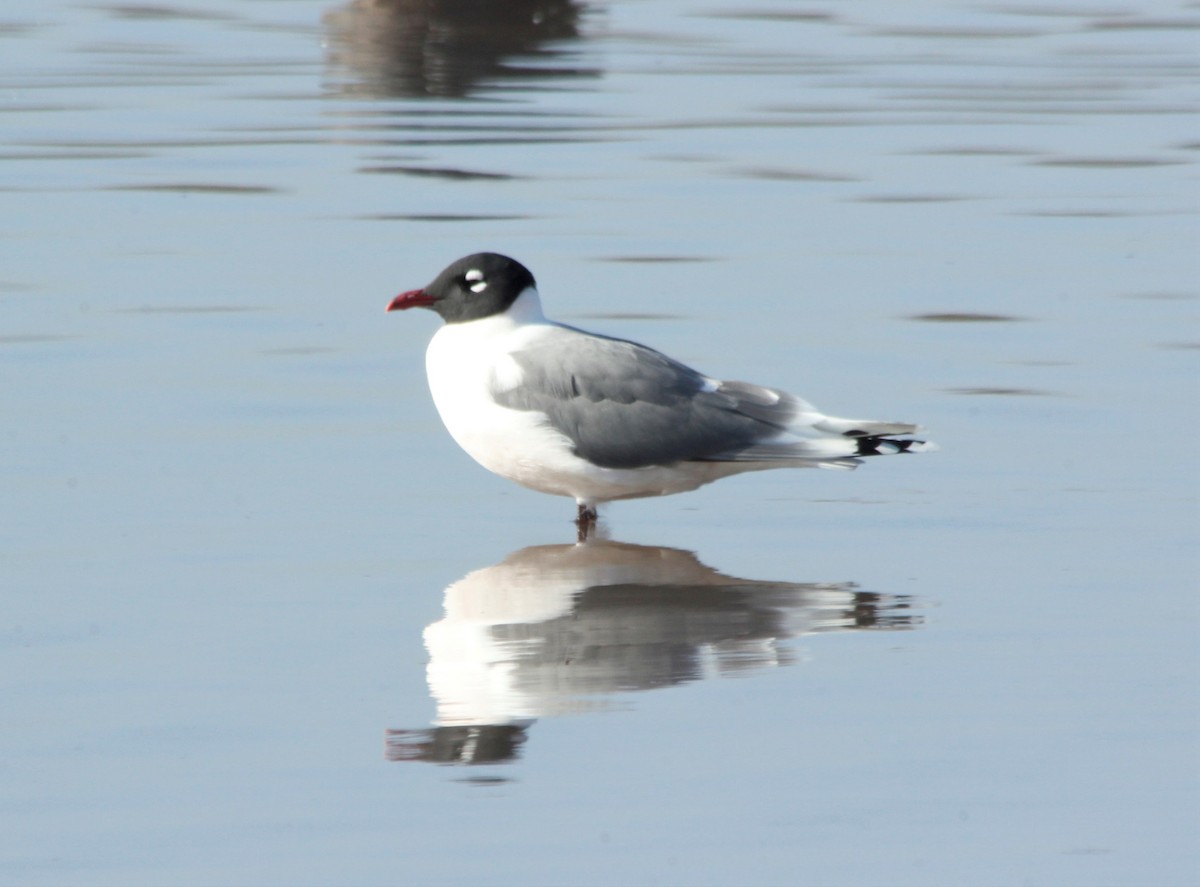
[492,328,800,469]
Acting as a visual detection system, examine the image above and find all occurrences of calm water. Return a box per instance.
[2,1,1198,885]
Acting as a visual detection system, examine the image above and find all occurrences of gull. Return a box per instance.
[388,253,934,539]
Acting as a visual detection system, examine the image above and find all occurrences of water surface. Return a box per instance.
[2,1,1197,885]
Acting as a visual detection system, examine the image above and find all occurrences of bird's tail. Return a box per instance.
[720,391,936,468]
[703,382,937,468]
[782,394,938,468]
[719,430,936,469]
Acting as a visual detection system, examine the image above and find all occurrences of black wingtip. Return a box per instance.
[854,436,925,456]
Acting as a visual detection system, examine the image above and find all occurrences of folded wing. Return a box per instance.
[492,327,930,470]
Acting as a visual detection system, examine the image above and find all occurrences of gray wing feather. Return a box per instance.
[492,330,799,469]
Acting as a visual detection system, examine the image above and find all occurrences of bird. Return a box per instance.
[387,252,934,540]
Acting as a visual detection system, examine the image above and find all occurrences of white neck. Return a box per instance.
[503,286,547,325]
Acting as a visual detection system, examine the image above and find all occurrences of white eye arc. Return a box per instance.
[464,268,487,293]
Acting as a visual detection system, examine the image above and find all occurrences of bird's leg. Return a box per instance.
[575,503,598,542]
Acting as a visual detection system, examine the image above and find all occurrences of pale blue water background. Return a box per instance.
[2,2,1197,885]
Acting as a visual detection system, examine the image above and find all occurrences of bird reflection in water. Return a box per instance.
[387,541,922,766]
[322,0,592,99]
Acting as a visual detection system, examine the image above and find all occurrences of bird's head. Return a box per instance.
[387,252,537,324]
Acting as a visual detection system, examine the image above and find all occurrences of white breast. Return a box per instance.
[425,309,582,497]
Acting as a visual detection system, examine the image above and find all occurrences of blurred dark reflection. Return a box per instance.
[387,540,921,766]
[323,0,593,99]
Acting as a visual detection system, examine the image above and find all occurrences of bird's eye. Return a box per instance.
[464,269,487,293]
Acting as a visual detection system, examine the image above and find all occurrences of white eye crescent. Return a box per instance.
[465,269,487,292]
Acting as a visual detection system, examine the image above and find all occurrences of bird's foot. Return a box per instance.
[575,504,598,543]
